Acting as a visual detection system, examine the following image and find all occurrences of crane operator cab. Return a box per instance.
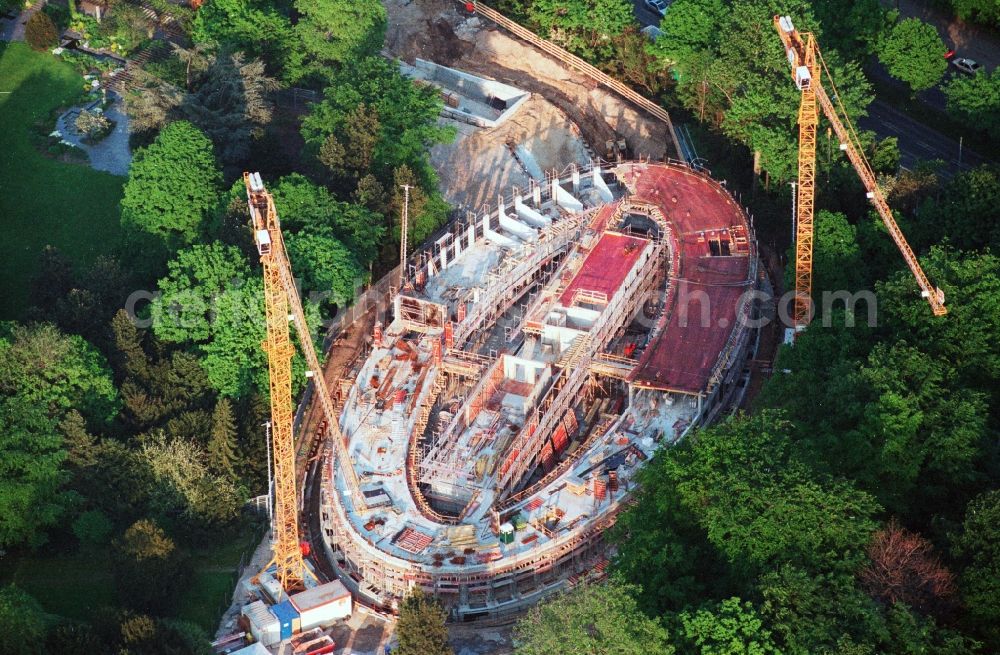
[256,229,272,256]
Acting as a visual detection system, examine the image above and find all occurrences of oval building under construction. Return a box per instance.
[316,160,761,621]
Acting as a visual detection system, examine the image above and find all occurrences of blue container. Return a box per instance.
[272,600,300,640]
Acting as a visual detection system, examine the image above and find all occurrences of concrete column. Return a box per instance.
[532,180,542,206]
[571,164,580,193]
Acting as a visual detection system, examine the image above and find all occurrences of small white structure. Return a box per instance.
[229,643,270,655]
[241,600,280,647]
[290,580,352,631]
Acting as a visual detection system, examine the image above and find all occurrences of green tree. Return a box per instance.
[911,166,1000,252]
[758,565,885,654]
[135,432,243,534]
[876,18,947,92]
[0,322,119,424]
[25,11,58,51]
[647,0,726,68]
[514,581,674,655]
[811,210,868,301]
[60,409,99,469]
[318,102,381,186]
[951,0,1000,28]
[113,519,191,615]
[147,241,296,398]
[877,248,1000,409]
[151,242,251,344]
[526,0,634,60]
[619,412,880,587]
[0,397,67,548]
[45,623,103,654]
[0,585,47,655]
[293,0,386,77]
[812,0,887,59]
[857,342,987,517]
[650,0,872,184]
[72,508,114,548]
[952,490,1000,649]
[121,121,223,249]
[207,397,239,479]
[271,173,385,266]
[183,51,281,164]
[389,165,450,255]
[676,597,781,655]
[395,588,451,655]
[285,231,365,310]
[300,56,453,194]
[191,0,299,78]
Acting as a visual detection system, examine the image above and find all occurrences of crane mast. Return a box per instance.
[774,15,947,322]
[245,172,366,594]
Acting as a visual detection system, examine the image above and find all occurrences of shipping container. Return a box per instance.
[272,599,301,640]
[290,580,352,630]
[241,600,280,647]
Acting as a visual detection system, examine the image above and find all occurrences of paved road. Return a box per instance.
[0,0,46,42]
[858,99,986,176]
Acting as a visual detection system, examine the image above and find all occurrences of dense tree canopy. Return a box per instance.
[650,0,873,183]
[293,0,386,78]
[0,397,68,548]
[0,322,119,424]
[300,56,453,194]
[121,121,223,249]
[952,491,1000,649]
[0,585,47,655]
[271,173,384,266]
[394,589,451,655]
[944,72,1000,140]
[876,18,947,92]
[191,0,299,77]
[514,581,674,655]
[676,597,781,654]
[285,231,365,308]
[113,519,191,615]
[526,0,634,60]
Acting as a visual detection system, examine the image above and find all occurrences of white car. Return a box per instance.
[951,57,983,75]
[644,0,668,17]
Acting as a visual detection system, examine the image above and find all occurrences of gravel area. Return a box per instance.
[55,94,132,176]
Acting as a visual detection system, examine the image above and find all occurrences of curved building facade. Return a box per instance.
[316,161,760,621]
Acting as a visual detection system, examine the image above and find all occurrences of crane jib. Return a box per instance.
[773,15,947,319]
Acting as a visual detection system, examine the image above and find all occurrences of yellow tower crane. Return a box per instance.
[773,15,947,328]
[244,172,366,594]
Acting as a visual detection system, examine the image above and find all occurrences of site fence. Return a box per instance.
[466,2,684,161]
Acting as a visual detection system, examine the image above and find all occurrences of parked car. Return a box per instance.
[951,57,983,75]
[644,0,668,17]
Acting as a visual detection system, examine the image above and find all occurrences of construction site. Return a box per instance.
[315,158,760,622]
[220,3,771,647]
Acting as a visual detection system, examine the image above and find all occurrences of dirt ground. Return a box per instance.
[429,93,594,209]
[384,0,672,205]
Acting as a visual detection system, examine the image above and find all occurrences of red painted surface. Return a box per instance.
[628,165,751,394]
[560,232,649,307]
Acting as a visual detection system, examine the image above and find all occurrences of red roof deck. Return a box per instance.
[626,165,752,394]
[560,232,649,307]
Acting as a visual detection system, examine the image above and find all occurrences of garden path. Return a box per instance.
[55,93,131,175]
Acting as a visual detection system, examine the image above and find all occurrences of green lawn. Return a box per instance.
[1,551,116,622]
[0,41,124,319]
[177,532,262,632]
